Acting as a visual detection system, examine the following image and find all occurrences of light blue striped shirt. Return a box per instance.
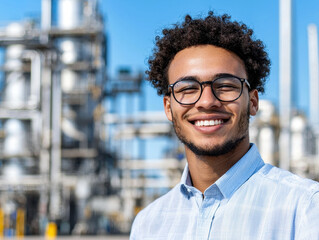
[130,144,319,239]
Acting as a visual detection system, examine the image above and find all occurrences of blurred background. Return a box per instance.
[0,0,318,238]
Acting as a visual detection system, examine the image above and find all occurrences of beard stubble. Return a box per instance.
[172,103,251,157]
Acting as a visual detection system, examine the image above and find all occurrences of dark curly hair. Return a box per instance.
[146,11,270,96]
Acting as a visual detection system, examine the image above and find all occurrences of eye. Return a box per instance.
[216,84,238,91]
[174,81,200,94]
[213,78,241,92]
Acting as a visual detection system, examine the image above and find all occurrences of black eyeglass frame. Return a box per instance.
[168,75,251,105]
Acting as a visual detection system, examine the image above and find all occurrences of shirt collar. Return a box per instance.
[180,144,265,199]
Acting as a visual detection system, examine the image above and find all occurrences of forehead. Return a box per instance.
[167,45,247,83]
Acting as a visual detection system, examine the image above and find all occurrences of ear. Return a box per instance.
[249,90,259,116]
[163,95,173,122]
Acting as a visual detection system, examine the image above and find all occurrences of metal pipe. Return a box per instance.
[22,50,42,108]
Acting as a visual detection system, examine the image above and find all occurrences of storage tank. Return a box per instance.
[251,100,279,166]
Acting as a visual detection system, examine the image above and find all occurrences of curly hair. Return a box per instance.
[146,11,270,96]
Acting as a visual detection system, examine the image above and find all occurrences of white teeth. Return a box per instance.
[195,119,223,127]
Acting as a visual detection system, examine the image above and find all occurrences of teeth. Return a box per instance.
[195,119,224,127]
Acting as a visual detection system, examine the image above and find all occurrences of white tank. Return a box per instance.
[255,100,278,165]
[4,45,24,70]
[258,100,276,123]
[291,115,307,160]
[258,126,276,165]
[3,45,30,108]
[4,72,29,108]
[5,22,25,38]
[57,0,83,29]
[3,119,28,156]
[59,38,82,64]
[61,68,78,92]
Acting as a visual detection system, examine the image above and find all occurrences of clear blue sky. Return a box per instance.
[0,0,318,116]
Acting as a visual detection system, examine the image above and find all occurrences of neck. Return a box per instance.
[186,138,250,193]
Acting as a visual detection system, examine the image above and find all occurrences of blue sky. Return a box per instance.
[0,0,318,116]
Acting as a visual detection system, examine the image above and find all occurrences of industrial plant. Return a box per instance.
[0,0,317,237]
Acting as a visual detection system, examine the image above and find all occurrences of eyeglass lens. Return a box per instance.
[172,77,243,104]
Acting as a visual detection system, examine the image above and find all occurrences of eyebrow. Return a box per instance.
[175,73,244,83]
[175,76,198,82]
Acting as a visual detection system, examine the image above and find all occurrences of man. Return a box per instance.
[130,12,319,239]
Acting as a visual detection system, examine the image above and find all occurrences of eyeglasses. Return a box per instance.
[168,74,250,105]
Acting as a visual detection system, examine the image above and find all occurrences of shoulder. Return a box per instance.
[253,164,319,204]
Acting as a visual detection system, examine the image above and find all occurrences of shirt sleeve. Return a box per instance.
[295,190,319,239]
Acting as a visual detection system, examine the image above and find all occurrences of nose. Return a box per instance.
[194,85,222,109]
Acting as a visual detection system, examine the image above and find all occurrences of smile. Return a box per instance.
[194,119,224,127]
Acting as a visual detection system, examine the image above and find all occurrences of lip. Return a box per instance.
[192,122,224,134]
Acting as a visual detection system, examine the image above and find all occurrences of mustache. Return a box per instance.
[182,109,234,120]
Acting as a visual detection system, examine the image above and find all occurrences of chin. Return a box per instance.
[183,135,246,157]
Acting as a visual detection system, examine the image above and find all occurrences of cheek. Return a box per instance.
[227,102,248,123]
[170,101,188,114]
[226,102,241,116]
[175,105,193,121]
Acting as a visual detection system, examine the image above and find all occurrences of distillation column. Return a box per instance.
[279,0,292,170]
[0,20,51,236]
[49,0,108,232]
[308,25,319,156]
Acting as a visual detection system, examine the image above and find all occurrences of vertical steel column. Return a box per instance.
[308,25,319,132]
[50,69,62,220]
[39,0,53,223]
[279,0,292,170]
[41,0,52,30]
[308,24,319,165]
